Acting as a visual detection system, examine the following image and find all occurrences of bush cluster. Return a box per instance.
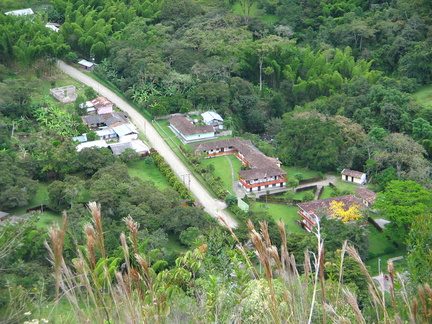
[150,149,191,199]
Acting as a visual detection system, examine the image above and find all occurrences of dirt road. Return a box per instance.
[57,60,237,228]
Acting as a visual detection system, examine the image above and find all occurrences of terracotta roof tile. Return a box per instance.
[297,195,368,218]
[354,188,376,204]
[341,169,365,178]
[170,116,214,136]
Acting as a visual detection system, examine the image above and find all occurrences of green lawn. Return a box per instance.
[282,166,320,180]
[293,189,314,201]
[412,85,432,110]
[7,183,50,217]
[252,202,304,234]
[34,210,63,229]
[167,233,189,253]
[319,186,333,199]
[200,154,244,194]
[128,159,170,190]
[155,119,183,146]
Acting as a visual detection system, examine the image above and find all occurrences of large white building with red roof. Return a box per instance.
[194,137,287,194]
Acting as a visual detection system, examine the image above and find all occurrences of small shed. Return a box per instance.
[78,59,96,71]
[354,188,376,207]
[201,111,224,129]
[112,123,138,142]
[88,97,114,115]
[341,169,367,185]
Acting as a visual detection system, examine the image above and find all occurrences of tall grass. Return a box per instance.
[45,202,431,323]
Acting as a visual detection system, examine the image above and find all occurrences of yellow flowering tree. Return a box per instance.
[329,200,362,223]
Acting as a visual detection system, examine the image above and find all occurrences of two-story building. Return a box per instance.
[194,137,286,194]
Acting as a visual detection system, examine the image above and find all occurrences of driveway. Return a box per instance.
[57,60,237,228]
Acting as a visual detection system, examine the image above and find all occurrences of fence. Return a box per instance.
[295,185,317,193]
[299,177,323,185]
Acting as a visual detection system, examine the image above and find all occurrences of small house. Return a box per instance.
[354,188,376,207]
[78,59,96,71]
[82,112,128,129]
[88,97,114,115]
[109,140,149,157]
[112,123,138,142]
[169,116,215,142]
[201,111,224,129]
[95,128,118,141]
[341,169,367,185]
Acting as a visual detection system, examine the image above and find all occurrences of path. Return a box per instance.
[225,155,244,198]
[296,175,338,199]
[57,60,237,228]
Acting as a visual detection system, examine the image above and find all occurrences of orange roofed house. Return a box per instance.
[297,195,370,232]
[194,137,287,195]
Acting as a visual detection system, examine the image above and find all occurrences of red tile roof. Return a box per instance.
[194,137,286,178]
[354,188,376,204]
[170,116,214,136]
[341,169,365,178]
[297,195,368,218]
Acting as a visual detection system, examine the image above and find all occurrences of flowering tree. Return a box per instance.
[329,200,362,223]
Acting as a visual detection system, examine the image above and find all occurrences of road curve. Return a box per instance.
[57,60,237,228]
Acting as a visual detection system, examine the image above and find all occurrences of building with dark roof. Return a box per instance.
[194,137,287,194]
[169,116,215,142]
[81,112,128,129]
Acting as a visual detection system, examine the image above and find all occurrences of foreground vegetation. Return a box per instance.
[3,203,431,323]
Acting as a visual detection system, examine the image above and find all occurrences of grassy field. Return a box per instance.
[155,119,183,147]
[412,85,432,109]
[201,155,243,194]
[128,159,171,190]
[293,189,315,201]
[252,202,304,234]
[282,166,320,180]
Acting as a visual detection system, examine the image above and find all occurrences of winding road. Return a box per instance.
[57,60,237,228]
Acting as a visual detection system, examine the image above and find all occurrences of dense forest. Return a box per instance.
[0,0,432,322]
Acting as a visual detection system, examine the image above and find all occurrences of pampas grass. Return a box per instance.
[43,202,430,323]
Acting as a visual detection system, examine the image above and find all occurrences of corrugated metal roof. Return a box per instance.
[78,59,96,68]
[113,123,137,137]
[76,140,108,152]
[201,111,223,124]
